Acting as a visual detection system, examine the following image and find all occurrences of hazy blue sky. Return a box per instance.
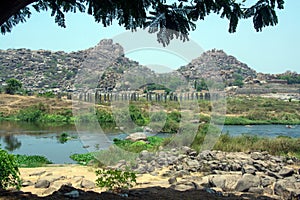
[1,1,299,73]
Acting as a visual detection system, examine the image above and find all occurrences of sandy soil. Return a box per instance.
[17,165,190,196]
[0,165,273,200]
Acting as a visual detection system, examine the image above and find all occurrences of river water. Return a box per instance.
[0,121,299,164]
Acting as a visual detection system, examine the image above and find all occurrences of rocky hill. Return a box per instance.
[178,49,258,87]
[0,48,81,92]
[0,40,298,94]
[0,39,140,93]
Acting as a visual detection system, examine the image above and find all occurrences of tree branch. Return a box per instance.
[0,0,37,26]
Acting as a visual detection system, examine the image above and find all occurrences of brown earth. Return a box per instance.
[0,94,72,116]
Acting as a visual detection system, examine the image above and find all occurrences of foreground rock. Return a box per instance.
[111,147,300,200]
[15,149,300,200]
[126,132,148,142]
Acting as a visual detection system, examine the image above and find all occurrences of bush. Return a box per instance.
[95,169,136,192]
[0,148,21,189]
[5,78,22,95]
[17,108,43,122]
[38,91,55,98]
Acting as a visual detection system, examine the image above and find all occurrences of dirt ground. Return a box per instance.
[0,94,72,116]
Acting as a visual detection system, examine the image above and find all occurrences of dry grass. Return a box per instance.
[0,94,72,116]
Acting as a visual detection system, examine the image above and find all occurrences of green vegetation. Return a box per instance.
[231,73,244,87]
[5,78,22,95]
[16,103,73,123]
[0,147,21,189]
[214,133,300,158]
[37,91,55,98]
[95,169,136,192]
[279,73,300,84]
[15,155,52,168]
[194,79,208,91]
[129,104,149,126]
[70,136,165,165]
[143,83,172,94]
[1,95,299,127]
[70,152,96,165]
[225,96,300,125]
[190,124,300,159]
[57,132,76,144]
[70,121,300,169]
[113,136,164,153]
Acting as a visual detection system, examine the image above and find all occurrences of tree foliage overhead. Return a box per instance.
[1,0,284,46]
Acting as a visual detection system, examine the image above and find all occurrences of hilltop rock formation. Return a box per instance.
[0,41,298,94]
[178,49,257,87]
[0,39,139,93]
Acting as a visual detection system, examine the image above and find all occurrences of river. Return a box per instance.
[0,121,299,164]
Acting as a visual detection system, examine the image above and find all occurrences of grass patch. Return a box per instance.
[15,155,52,167]
[69,152,96,165]
[225,116,300,125]
[70,136,165,166]
[113,136,164,153]
[213,133,300,158]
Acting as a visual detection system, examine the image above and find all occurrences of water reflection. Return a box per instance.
[1,135,22,151]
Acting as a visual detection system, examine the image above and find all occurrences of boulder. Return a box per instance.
[235,174,260,192]
[242,164,257,175]
[35,179,50,188]
[80,179,95,189]
[21,180,33,187]
[186,159,199,169]
[170,181,199,191]
[209,175,240,191]
[250,152,264,160]
[126,132,147,142]
[274,180,296,199]
[261,176,276,187]
[248,187,264,194]
[209,176,226,190]
[168,177,177,184]
[278,167,294,177]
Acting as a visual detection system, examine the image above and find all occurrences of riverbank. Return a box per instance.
[1,149,300,200]
[1,94,299,126]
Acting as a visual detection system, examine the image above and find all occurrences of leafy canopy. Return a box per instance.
[1,0,284,46]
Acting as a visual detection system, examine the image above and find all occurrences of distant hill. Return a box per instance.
[0,40,298,94]
[0,39,140,93]
[178,49,258,88]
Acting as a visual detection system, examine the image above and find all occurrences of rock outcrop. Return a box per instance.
[110,147,300,199]
[1,42,299,94]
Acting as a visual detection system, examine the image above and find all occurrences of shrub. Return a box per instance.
[38,91,55,98]
[0,148,21,189]
[95,169,136,192]
[17,108,43,122]
[5,78,22,95]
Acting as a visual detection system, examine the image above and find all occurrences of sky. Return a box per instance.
[0,1,299,74]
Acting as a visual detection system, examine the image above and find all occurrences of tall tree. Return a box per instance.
[1,0,284,46]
